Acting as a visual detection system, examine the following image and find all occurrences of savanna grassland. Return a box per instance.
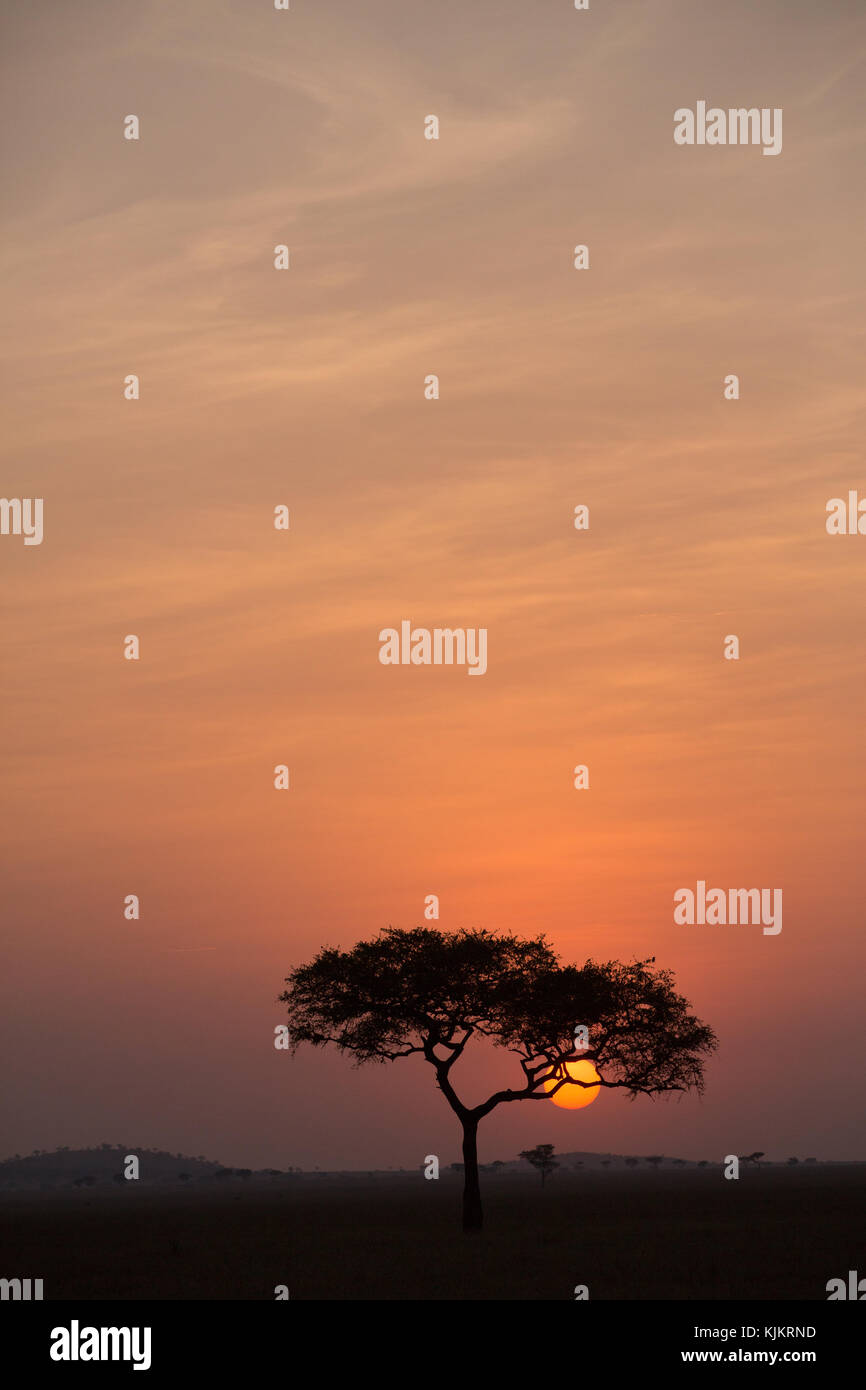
[3,1165,862,1300]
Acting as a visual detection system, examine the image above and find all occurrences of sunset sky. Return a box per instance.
[2,0,865,1170]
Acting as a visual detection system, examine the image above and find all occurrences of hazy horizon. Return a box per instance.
[4,1143,861,1173]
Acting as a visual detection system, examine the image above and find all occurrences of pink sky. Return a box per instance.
[2,0,864,1168]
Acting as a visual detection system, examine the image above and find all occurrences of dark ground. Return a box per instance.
[2,1167,863,1300]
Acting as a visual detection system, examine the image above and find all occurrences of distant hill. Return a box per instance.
[0,1146,226,1189]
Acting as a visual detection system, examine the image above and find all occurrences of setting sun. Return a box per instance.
[544,1059,602,1110]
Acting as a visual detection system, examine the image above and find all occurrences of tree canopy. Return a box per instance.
[279,925,716,1109]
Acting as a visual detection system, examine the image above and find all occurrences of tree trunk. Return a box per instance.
[461,1119,483,1232]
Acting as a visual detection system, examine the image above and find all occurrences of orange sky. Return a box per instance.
[2,0,865,1168]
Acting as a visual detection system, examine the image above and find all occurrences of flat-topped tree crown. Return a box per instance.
[279,926,716,1231]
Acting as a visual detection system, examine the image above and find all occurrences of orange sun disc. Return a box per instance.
[543,1058,601,1109]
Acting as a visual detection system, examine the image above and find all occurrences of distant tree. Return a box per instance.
[672,1158,686,1167]
[601,1159,611,1168]
[279,926,716,1231]
[787,1157,799,1166]
[698,1160,709,1168]
[804,1157,817,1165]
[739,1151,765,1168]
[178,1173,192,1183]
[645,1155,664,1168]
[520,1144,560,1187]
[624,1157,639,1169]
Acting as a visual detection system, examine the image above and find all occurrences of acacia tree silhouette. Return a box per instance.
[520,1143,559,1186]
[279,926,717,1232]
